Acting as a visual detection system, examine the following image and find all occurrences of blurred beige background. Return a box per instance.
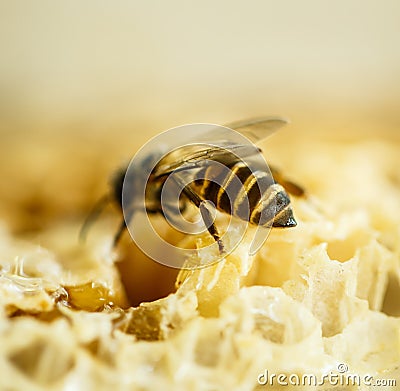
[0,1,399,234]
[1,1,399,141]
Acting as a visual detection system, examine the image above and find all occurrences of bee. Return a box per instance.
[80,117,304,255]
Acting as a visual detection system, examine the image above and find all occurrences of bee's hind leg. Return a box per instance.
[182,186,224,254]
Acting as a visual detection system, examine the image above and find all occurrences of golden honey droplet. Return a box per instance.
[62,282,114,312]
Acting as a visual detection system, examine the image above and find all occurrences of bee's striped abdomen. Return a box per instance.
[193,161,296,228]
[216,162,252,215]
[232,169,274,221]
[195,164,227,207]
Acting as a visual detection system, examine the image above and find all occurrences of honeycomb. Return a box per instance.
[0,134,399,390]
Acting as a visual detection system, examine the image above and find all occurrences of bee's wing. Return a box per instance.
[152,116,287,178]
[153,144,257,178]
[225,116,289,143]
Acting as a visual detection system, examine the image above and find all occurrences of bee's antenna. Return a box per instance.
[79,194,111,243]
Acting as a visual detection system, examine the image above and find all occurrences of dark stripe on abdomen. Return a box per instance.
[216,163,251,215]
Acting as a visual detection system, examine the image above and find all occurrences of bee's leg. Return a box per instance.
[182,186,224,254]
[113,208,135,247]
[113,218,127,247]
[199,201,225,254]
[270,165,305,197]
[79,194,111,243]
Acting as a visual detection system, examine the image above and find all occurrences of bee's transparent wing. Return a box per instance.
[225,116,289,144]
[152,117,287,178]
[153,144,257,178]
